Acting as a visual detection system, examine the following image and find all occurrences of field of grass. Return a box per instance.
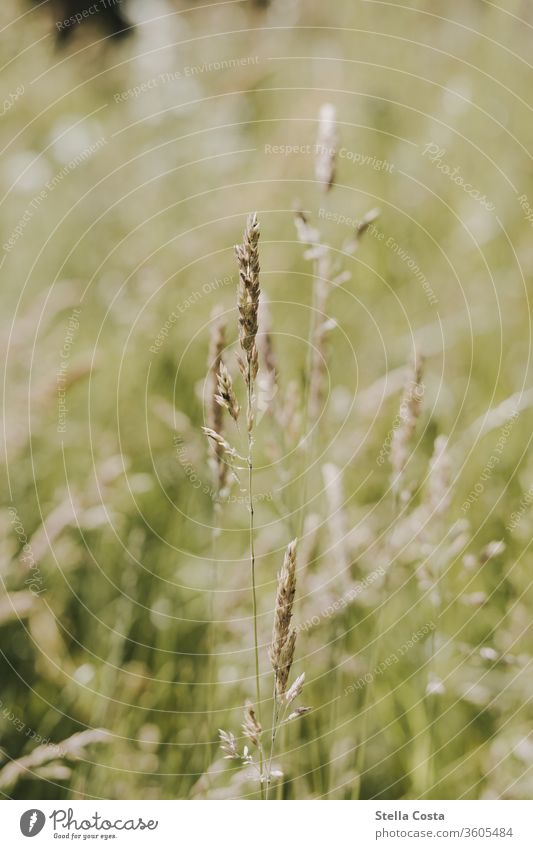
[1,0,533,800]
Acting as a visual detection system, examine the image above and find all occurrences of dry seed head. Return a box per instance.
[275,629,297,697]
[246,392,256,433]
[356,207,381,238]
[201,427,238,459]
[208,310,226,424]
[308,262,333,422]
[242,700,262,748]
[390,352,425,486]
[287,706,312,721]
[344,207,381,254]
[284,671,305,706]
[207,311,230,496]
[427,435,451,516]
[215,362,240,424]
[0,729,110,793]
[236,213,261,386]
[258,297,278,390]
[219,729,239,760]
[480,540,505,563]
[270,539,298,696]
[294,207,320,245]
[315,103,337,192]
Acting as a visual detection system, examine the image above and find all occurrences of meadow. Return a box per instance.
[1,0,532,800]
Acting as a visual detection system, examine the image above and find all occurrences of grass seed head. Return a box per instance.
[315,103,337,192]
[236,212,261,386]
[216,362,240,424]
[207,311,230,496]
[270,539,298,696]
[287,706,312,721]
[242,700,262,748]
[294,207,321,245]
[201,427,237,459]
[390,351,425,488]
[219,729,239,760]
[427,434,451,516]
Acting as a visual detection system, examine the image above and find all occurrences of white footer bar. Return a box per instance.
[2,800,532,847]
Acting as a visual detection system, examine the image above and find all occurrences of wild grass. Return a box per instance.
[1,0,532,802]
[202,214,310,797]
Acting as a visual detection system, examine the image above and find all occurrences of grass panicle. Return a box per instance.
[315,103,337,192]
[0,729,110,793]
[390,351,425,492]
[236,211,261,395]
[344,207,381,254]
[269,539,298,697]
[427,434,451,516]
[207,310,230,497]
[242,700,263,748]
[265,540,310,798]
[216,361,241,424]
[201,426,239,459]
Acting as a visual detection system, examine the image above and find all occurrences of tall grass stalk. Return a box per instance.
[247,404,260,716]
[293,103,337,536]
[421,435,451,796]
[218,218,310,799]
[355,353,424,796]
[266,540,309,799]
[204,311,232,771]
[236,212,264,793]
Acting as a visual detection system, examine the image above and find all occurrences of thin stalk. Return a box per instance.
[248,459,261,712]
[297,256,320,538]
[355,489,398,797]
[422,541,445,797]
[355,571,389,796]
[205,501,221,774]
[246,366,264,797]
[247,372,261,715]
[265,688,291,801]
[424,621,438,796]
[265,685,278,801]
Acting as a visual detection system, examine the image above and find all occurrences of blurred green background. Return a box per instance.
[1,0,532,800]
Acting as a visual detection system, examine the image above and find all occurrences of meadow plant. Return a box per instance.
[206,216,310,796]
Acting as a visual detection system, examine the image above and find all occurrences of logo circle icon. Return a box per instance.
[20,810,46,837]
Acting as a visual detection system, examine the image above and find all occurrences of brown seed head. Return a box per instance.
[236,213,261,385]
[275,629,297,697]
[207,311,229,496]
[390,352,425,487]
[215,362,240,424]
[242,700,262,748]
[269,539,298,696]
[287,706,312,721]
[201,427,237,459]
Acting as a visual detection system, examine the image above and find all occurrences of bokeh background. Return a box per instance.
[1,0,533,800]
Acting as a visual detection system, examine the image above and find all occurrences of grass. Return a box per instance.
[1,0,533,801]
